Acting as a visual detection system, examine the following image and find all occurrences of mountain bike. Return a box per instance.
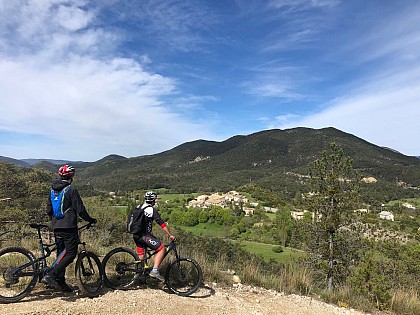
[0,222,103,303]
[102,240,202,296]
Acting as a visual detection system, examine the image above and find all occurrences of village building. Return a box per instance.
[354,208,369,214]
[243,207,254,216]
[291,210,314,220]
[379,211,394,221]
[402,203,416,210]
[361,177,377,183]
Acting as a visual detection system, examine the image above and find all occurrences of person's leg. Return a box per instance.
[42,229,78,291]
[153,248,165,269]
[54,234,66,284]
[141,235,165,281]
[53,230,78,277]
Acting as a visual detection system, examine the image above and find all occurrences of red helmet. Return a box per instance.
[58,164,75,179]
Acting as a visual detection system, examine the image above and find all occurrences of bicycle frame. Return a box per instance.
[0,222,103,303]
[118,240,178,278]
[14,223,93,281]
[12,224,60,281]
[102,239,202,296]
[144,240,177,260]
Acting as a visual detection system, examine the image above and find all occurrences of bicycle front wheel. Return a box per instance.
[102,247,138,289]
[75,251,103,297]
[0,247,38,303]
[165,258,202,296]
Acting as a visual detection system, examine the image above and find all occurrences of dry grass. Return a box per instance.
[389,288,420,315]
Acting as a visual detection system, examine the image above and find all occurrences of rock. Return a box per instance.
[232,275,241,283]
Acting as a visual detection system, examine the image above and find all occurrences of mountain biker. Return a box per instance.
[42,164,97,292]
[133,191,176,281]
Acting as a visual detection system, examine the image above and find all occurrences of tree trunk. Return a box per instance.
[327,229,334,291]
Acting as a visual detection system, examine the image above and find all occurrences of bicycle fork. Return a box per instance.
[78,242,95,278]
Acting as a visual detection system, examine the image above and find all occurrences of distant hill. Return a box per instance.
[0,156,30,167]
[70,127,420,193]
[3,127,420,196]
[22,158,84,166]
[95,154,127,163]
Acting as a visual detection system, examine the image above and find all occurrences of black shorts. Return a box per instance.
[133,234,162,251]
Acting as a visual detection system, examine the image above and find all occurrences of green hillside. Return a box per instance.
[66,127,420,196]
[4,127,419,199]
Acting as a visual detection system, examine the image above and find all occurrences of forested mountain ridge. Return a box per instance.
[3,127,420,195]
[71,127,420,193]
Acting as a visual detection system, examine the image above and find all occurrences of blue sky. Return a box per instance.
[1,0,420,161]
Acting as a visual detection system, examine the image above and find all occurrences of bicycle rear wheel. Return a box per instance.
[75,251,103,297]
[0,247,38,303]
[165,258,202,296]
[102,247,138,289]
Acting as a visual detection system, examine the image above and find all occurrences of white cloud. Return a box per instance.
[269,0,340,9]
[273,71,420,155]
[0,1,213,160]
[264,2,420,156]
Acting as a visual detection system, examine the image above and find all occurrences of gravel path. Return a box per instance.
[1,282,376,315]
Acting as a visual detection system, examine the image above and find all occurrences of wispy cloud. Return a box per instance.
[0,1,213,160]
[106,0,217,53]
[259,2,420,156]
[1,1,420,160]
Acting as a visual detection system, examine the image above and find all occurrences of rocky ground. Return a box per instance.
[1,281,382,315]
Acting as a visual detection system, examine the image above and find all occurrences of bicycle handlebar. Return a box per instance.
[78,222,95,232]
[28,222,94,231]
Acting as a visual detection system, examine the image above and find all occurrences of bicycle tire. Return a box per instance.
[75,251,103,297]
[165,257,202,296]
[102,247,138,289]
[0,247,38,303]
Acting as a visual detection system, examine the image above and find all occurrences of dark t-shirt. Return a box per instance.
[138,203,164,236]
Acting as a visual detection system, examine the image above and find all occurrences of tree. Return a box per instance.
[307,142,361,291]
[274,207,292,247]
[0,162,27,204]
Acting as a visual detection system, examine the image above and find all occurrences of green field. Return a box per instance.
[176,222,303,263]
[236,240,304,263]
[176,222,230,237]
[159,193,198,202]
[266,213,276,220]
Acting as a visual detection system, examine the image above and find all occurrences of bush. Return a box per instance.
[273,245,284,253]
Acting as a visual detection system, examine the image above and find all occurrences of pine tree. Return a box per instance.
[307,143,361,291]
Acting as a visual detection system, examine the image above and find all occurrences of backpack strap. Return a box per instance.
[137,204,151,211]
[59,185,72,213]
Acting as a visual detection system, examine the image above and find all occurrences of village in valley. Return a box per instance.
[184,187,417,223]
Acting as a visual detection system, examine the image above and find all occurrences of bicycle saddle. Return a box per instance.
[29,223,49,229]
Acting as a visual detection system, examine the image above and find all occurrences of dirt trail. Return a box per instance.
[1,282,376,315]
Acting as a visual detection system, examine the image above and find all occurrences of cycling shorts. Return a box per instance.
[133,234,163,251]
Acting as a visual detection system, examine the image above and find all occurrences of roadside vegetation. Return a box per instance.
[1,144,420,315]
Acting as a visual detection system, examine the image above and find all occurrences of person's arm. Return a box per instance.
[46,193,53,219]
[161,224,176,241]
[71,188,96,224]
[154,208,175,240]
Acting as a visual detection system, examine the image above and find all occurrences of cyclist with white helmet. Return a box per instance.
[133,191,176,281]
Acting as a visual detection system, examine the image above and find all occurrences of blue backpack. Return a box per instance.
[50,185,71,219]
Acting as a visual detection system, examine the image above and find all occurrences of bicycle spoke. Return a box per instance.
[0,247,38,303]
[165,258,202,296]
[75,252,103,297]
[102,248,138,289]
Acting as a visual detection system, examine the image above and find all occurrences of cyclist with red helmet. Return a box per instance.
[42,164,97,292]
[133,191,176,281]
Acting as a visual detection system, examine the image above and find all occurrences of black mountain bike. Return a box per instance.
[102,240,202,296]
[0,222,103,303]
